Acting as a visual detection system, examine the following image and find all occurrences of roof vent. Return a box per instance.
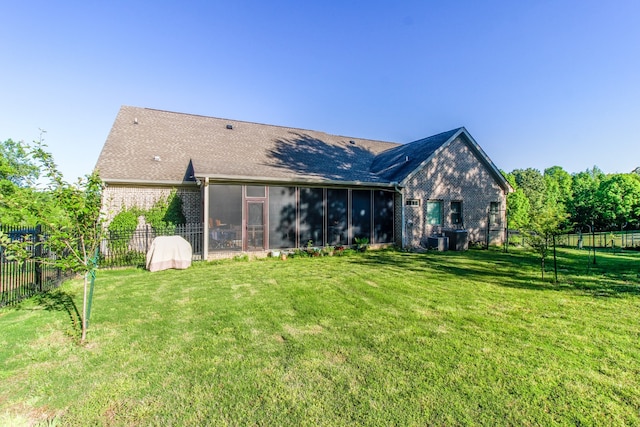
[153,155,161,162]
[405,156,409,162]
[349,140,356,144]
[226,124,233,130]
[134,117,138,124]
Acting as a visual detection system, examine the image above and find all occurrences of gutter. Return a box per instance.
[194,174,398,189]
[102,178,198,186]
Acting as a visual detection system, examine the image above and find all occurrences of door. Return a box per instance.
[246,201,265,250]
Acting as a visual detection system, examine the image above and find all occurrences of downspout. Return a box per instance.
[391,182,404,249]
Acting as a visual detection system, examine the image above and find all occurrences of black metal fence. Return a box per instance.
[1,224,72,307]
[507,229,640,250]
[1,223,204,307]
[558,230,640,250]
[100,223,204,268]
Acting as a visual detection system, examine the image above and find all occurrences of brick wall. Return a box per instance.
[401,137,507,248]
[101,184,202,225]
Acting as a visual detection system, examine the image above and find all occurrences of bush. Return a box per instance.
[146,190,185,232]
[108,207,140,252]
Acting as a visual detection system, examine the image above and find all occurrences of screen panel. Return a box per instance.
[374,190,394,243]
[268,186,296,248]
[299,187,324,246]
[351,190,371,243]
[327,188,348,245]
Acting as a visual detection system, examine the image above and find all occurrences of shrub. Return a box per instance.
[354,237,370,252]
[146,190,185,233]
[108,207,141,253]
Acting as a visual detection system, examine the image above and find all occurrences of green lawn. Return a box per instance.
[1,248,639,426]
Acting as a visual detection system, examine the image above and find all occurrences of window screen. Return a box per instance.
[351,190,371,242]
[489,202,501,225]
[451,201,462,226]
[246,185,266,198]
[374,190,394,243]
[299,187,324,246]
[327,189,348,245]
[208,185,242,250]
[268,187,296,248]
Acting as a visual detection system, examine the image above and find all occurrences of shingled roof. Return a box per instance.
[95,106,510,190]
[370,127,510,190]
[370,128,462,183]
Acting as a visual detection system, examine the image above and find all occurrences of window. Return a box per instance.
[489,202,501,225]
[327,189,348,245]
[451,201,462,226]
[268,187,296,248]
[208,185,242,251]
[246,185,265,198]
[405,199,420,206]
[374,190,394,243]
[299,187,324,246]
[426,200,442,225]
[351,190,372,243]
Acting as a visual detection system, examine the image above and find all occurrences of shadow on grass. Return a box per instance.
[26,290,83,337]
[352,248,640,298]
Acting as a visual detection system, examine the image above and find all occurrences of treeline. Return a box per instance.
[503,166,640,233]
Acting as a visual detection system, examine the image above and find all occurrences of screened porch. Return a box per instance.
[204,184,395,253]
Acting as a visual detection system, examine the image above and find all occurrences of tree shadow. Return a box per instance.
[350,248,640,298]
[264,132,381,182]
[28,290,83,337]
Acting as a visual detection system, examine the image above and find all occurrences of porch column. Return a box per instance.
[202,177,209,258]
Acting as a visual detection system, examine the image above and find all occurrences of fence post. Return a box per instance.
[146,224,150,254]
[34,224,43,292]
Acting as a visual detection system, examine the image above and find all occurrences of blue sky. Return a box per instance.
[2,1,639,181]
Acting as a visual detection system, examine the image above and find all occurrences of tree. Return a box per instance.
[0,136,104,342]
[527,203,566,280]
[511,168,546,212]
[544,166,573,207]
[502,171,530,232]
[0,138,40,185]
[596,173,640,229]
[507,189,531,231]
[31,141,104,342]
[0,138,43,225]
[506,168,568,279]
[568,167,604,230]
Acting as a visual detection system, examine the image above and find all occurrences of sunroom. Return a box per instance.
[202,181,395,254]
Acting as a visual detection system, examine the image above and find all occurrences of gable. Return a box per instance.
[372,128,511,193]
[370,128,461,183]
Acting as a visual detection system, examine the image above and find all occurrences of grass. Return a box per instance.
[0,247,639,426]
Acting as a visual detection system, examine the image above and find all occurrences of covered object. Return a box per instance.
[146,236,192,272]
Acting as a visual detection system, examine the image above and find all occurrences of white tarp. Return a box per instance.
[145,236,192,272]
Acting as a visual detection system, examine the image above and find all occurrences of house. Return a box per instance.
[95,106,511,257]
